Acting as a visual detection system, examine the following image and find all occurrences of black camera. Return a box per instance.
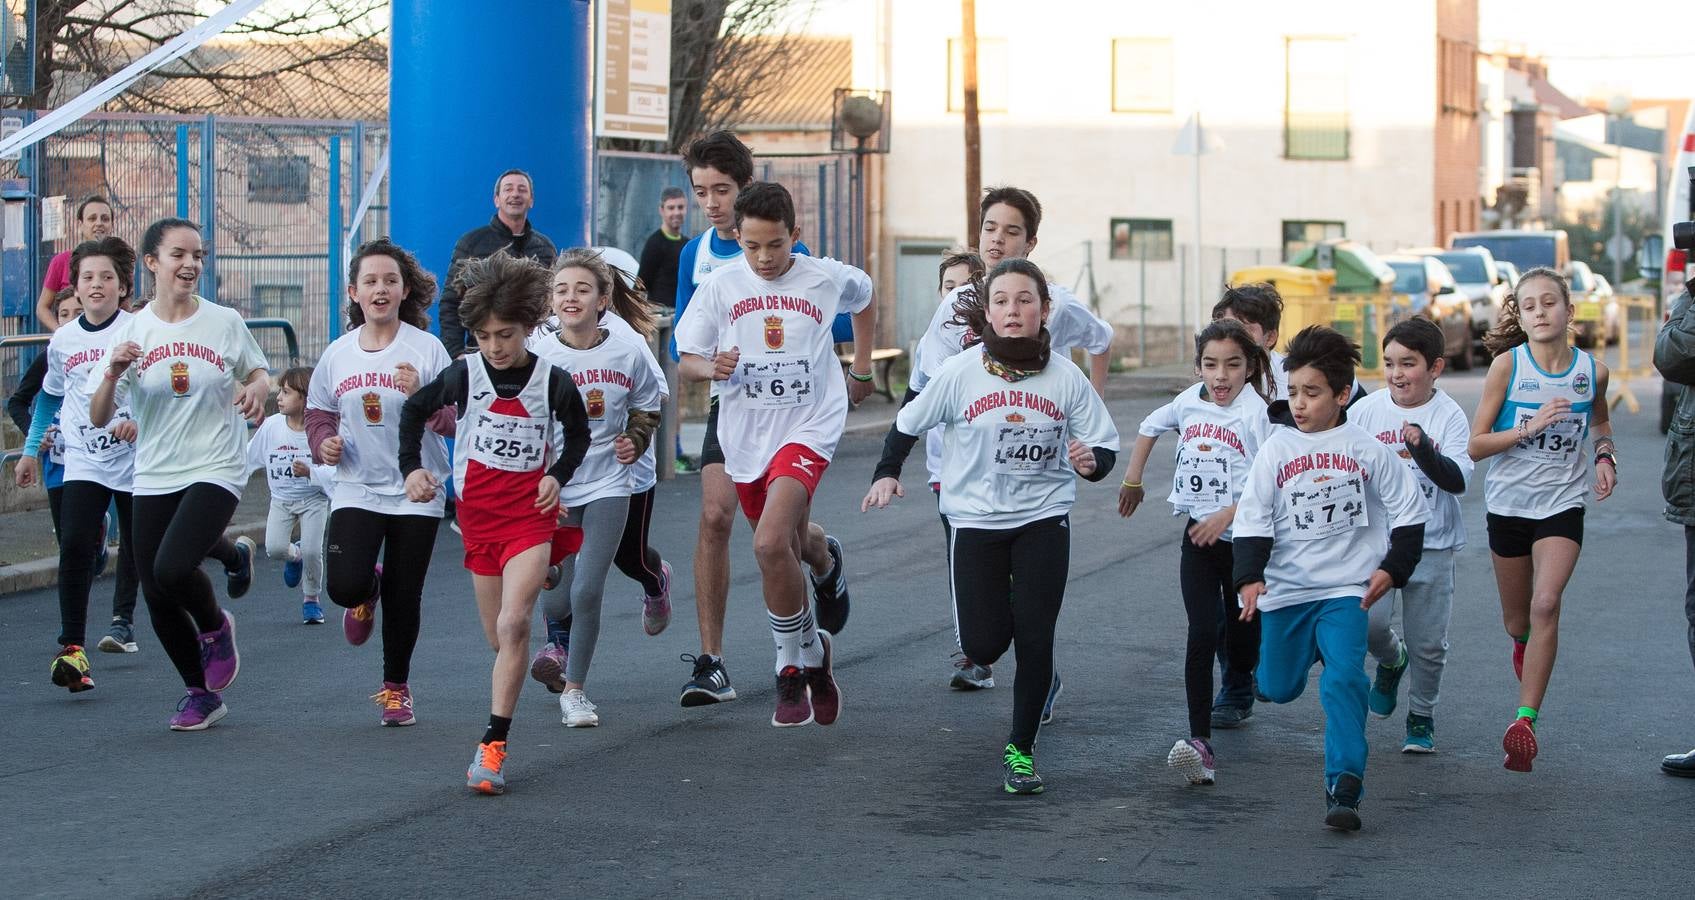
[1677,166,1695,255]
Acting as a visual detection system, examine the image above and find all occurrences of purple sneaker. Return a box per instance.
[198,609,240,692]
[344,564,382,647]
[642,561,672,636]
[530,642,568,693]
[169,687,227,731]
[373,681,416,727]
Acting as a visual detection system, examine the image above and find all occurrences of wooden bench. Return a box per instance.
[837,347,905,402]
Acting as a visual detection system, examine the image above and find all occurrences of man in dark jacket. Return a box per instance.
[438,169,558,356]
[1655,282,1695,776]
[637,186,688,310]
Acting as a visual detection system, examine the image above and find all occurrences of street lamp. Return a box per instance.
[1608,93,1631,286]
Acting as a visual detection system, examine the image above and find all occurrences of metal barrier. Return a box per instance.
[1587,293,1659,415]
[652,314,677,482]
[1278,292,1395,386]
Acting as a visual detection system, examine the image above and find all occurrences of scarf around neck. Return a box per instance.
[978,324,1052,382]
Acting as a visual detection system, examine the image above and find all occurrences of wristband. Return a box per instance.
[1121,481,1142,489]
[848,368,874,382]
[1595,452,1616,468]
[105,368,121,382]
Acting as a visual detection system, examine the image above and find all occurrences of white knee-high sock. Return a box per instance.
[770,609,810,672]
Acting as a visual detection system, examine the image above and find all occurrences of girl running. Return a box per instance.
[306,238,454,727]
[1118,318,1273,785]
[864,258,1119,794]
[17,243,143,692]
[87,218,269,730]
[247,366,334,624]
[1468,266,1615,772]
[528,248,663,726]
[397,251,590,795]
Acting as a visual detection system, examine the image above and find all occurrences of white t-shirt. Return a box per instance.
[1234,422,1428,613]
[897,345,1120,530]
[535,311,669,492]
[308,323,452,516]
[47,309,134,491]
[1136,382,1272,537]
[531,329,664,506]
[674,255,874,482]
[1347,388,1473,551]
[245,413,334,503]
[911,280,1113,392]
[1484,344,1597,518]
[94,299,269,496]
[1267,349,1290,402]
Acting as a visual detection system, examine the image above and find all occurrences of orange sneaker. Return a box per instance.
[467,741,507,794]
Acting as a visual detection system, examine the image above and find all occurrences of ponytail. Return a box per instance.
[554,248,657,339]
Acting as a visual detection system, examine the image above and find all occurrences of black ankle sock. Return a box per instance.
[483,714,512,745]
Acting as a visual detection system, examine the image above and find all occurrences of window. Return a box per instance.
[1284,37,1349,160]
[948,37,1008,113]
[1282,220,1345,260]
[248,155,309,204]
[1438,37,1477,114]
[1112,38,1173,113]
[1110,218,1173,261]
[254,283,304,323]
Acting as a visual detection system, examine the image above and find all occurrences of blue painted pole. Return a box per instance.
[328,135,343,339]
[175,124,189,218]
[388,0,593,338]
[199,115,216,300]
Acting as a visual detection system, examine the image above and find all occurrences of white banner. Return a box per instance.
[596,0,671,142]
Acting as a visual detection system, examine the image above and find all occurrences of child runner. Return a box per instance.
[87,218,269,730]
[1233,325,1426,830]
[672,133,852,709]
[528,248,662,725]
[1118,318,1273,785]
[307,238,454,727]
[397,251,590,794]
[676,181,876,727]
[1349,317,1474,753]
[1213,283,1290,401]
[1468,266,1615,772]
[247,366,335,624]
[17,242,143,691]
[865,258,1119,793]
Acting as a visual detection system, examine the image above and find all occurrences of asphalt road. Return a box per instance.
[3,369,1690,899]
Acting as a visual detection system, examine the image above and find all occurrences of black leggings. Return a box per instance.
[324,507,440,684]
[57,481,138,646]
[613,486,664,597]
[950,515,1070,754]
[1179,528,1261,739]
[132,484,240,689]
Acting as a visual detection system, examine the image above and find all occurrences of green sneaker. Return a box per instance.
[1002,744,1044,795]
[1368,642,1408,719]
[1403,713,1436,753]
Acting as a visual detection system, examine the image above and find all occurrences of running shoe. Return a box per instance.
[811,535,850,635]
[561,688,600,727]
[543,563,563,592]
[1167,738,1216,786]
[1503,717,1538,772]
[1002,744,1044,795]
[50,645,94,693]
[226,535,256,599]
[772,665,813,727]
[1512,638,1527,681]
[642,561,673,636]
[1211,705,1253,730]
[805,631,840,726]
[949,652,995,690]
[198,610,239,692]
[97,618,138,653]
[169,688,227,731]
[344,565,382,646]
[302,598,325,624]
[1041,671,1064,725]
[466,741,507,795]
[530,642,568,694]
[1403,714,1436,754]
[283,542,303,588]
[373,682,416,727]
[679,653,737,706]
[1325,773,1363,831]
[1661,749,1695,778]
[1368,641,1408,719]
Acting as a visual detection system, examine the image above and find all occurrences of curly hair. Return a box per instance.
[456,250,552,331]
[1212,282,1285,335]
[554,247,657,338]
[1282,325,1360,396]
[1484,266,1572,356]
[347,238,437,331]
[70,236,137,301]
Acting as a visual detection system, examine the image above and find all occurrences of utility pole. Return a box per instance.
[961,0,981,240]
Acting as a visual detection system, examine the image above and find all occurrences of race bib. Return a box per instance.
[739,358,814,409]
[46,424,64,465]
[267,449,306,483]
[1175,445,1231,510]
[993,422,1064,475]
[467,410,548,473]
[1286,473,1367,541]
[1507,409,1583,465]
[75,410,133,463]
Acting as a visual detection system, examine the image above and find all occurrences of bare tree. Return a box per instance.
[666,0,817,152]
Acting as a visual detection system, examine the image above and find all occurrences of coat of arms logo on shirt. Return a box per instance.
[362,391,383,425]
[170,361,189,396]
[764,315,785,350]
[1005,412,1025,423]
[586,388,605,419]
[1573,372,1591,396]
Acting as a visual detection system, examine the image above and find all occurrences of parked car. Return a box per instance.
[1495,260,1522,290]
[1566,260,1619,347]
[1403,245,1507,350]
[1451,229,1571,274]
[1383,254,1473,370]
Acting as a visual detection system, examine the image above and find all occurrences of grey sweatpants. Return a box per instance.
[543,496,625,686]
[1366,547,1455,719]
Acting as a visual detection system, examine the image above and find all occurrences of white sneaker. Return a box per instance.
[560,688,599,727]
